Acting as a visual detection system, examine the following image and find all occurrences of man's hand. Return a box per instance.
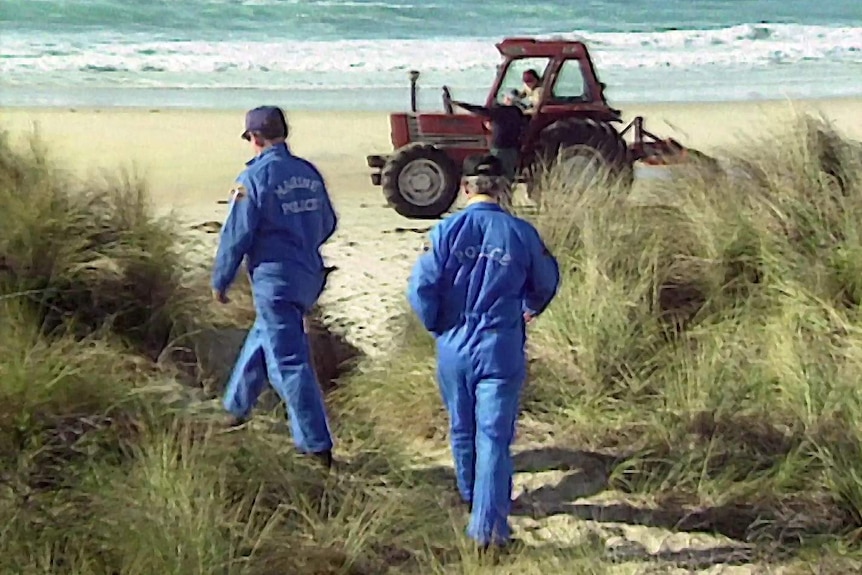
[213,289,230,304]
[524,311,535,324]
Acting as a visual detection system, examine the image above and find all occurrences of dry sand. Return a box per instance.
[3,99,862,571]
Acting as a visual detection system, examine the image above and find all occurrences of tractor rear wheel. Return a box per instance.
[528,118,633,200]
[381,143,460,219]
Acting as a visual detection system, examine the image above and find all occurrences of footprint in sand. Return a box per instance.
[190,221,223,233]
[383,226,432,234]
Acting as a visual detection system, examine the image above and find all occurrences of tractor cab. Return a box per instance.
[480,39,622,151]
[488,41,599,107]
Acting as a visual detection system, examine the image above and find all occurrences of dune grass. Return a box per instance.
[517,115,862,542]
[337,114,862,565]
[1,129,564,575]
[3,113,862,573]
[0,128,614,574]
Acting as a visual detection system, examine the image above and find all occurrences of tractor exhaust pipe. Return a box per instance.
[409,70,420,113]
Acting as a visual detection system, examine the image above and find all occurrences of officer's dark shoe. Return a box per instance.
[221,414,249,430]
[477,537,525,560]
[308,449,334,470]
[441,491,472,513]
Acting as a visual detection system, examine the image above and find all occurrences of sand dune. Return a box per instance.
[3,99,861,571]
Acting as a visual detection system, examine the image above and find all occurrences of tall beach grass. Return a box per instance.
[3,112,862,573]
[339,114,862,558]
[0,129,525,574]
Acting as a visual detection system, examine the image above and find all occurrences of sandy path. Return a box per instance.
[316,194,432,357]
[410,437,781,574]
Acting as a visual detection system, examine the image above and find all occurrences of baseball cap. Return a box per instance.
[241,106,288,141]
[462,154,504,177]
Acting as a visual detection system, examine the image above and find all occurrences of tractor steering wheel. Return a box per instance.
[442,86,454,114]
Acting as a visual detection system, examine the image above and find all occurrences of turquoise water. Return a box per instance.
[2,0,861,110]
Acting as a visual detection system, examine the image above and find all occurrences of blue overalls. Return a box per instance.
[212,142,337,454]
[407,196,560,545]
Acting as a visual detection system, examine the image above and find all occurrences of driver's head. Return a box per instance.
[522,69,540,88]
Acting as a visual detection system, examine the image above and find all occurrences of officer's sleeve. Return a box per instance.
[407,225,447,335]
[523,226,561,317]
[211,175,260,293]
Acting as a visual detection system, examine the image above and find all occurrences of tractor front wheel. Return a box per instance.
[381,143,460,219]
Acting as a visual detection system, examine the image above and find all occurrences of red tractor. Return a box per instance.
[366,37,699,219]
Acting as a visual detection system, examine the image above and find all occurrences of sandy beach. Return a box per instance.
[3,98,862,357]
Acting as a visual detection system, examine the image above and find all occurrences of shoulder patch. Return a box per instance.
[230,183,247,202]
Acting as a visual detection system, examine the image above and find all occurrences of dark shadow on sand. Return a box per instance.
[391,443,836,568]
[397,446,617,509]
[163,306,363,414]
[510,452,853,554]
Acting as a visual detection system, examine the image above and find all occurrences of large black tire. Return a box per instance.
[381,143,460,219]
[527,118,633,199]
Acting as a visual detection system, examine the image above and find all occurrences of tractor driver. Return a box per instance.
[451,91,526,182]
[515,69,543,114]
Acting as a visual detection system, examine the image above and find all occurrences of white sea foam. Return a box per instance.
[1,23,860,107]
[2,24,859,84]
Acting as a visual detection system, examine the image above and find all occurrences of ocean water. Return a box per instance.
[1,0,861,111]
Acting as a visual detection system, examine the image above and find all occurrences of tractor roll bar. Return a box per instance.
[409,70,420,113]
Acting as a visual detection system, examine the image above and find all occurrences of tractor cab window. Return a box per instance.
[549,59,589,103]
[493,57,550,104]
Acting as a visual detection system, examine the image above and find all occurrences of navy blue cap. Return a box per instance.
[241,106,288,141]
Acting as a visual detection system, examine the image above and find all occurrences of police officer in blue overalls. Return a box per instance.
[407,155,561,550]
[212,106,337,468]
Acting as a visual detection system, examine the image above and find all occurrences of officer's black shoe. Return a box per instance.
[221,414,248,430]
[309,449,334,470]
[477,537,525,560]
[441,491,472,514]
